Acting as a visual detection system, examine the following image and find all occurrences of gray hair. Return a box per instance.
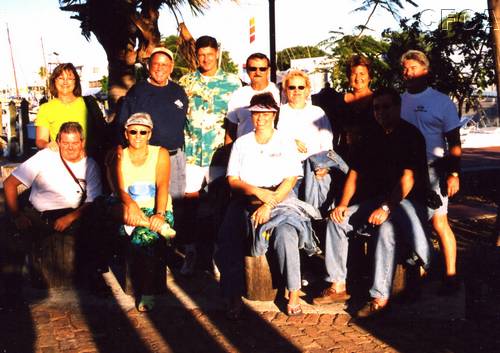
[400,50,430,69]
[56,122,84,142]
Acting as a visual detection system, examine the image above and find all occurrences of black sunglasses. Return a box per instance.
[288,85,306,90]
[247,66,269,72]
[128,130,149,135]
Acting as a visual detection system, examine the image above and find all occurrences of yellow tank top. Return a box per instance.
[121,146,172,210]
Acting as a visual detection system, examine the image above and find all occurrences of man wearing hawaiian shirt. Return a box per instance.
[178,35,241,275]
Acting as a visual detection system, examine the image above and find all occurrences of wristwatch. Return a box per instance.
[380,203,390,213]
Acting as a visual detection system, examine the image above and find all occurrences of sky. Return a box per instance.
[0,0,487,89]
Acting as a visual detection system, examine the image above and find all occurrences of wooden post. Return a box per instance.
[244,255,277,301]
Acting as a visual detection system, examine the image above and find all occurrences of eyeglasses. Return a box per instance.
[247,66,269,72]
[57,77,76,82]
[288,85,306,90]
[128,130,149,135]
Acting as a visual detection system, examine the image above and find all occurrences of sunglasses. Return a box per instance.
[247,66,269,72]
[288,85,306,90]
[128,130,149,135]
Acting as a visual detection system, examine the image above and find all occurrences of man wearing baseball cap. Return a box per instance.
[117,46,188,202]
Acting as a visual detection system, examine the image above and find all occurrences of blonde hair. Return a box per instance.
[282,70,311,91]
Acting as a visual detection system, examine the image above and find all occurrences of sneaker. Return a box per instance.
[356,299,389,318]
[312,287,351,305]
[180,247,197,276]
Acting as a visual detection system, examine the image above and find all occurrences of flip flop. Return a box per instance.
[287,303,303,316]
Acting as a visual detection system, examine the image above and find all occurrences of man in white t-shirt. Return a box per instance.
[224,53,281,144]
[5,122,102,231]
[4,122,104,289]
[400,50,462,295]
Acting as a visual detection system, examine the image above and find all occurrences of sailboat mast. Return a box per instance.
[6,23,20,97]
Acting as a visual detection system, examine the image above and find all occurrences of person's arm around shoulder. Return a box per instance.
[224,120,238,145]
[35,103,58,151]
[149,147,171,233]
[4,174,31,230]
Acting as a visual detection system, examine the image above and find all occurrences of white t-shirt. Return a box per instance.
[401,87,461,162]
[227,130,303,188]
[13,149,102,212]
[277,103,333,160]
[226,83,281,138]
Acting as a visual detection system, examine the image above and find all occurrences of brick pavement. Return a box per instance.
[1,155,500,353]
[1,242,500,353]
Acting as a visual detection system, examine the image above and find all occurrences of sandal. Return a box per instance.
[137,295,155,312]
[287,303,303,316]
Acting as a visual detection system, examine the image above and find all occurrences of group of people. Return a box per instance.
[4,35,462,319]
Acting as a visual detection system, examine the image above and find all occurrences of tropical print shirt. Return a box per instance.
[179,69,241,167]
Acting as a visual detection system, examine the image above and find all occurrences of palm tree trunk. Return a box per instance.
[488,0,500,102]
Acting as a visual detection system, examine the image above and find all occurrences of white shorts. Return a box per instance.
[185,164,226,193]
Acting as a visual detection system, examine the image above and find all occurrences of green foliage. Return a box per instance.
[161,35,238,81]
[382,11,494,115]
[276,46,326,71]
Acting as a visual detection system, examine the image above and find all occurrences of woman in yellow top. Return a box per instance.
[36,63,88,150]
[35,63,106,163]
[115,112,174,312]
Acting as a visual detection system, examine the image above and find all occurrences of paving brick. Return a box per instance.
[259,311,277,322]
[37,335,59,346]
[271,312,290,325]
[51,317,71,329]
[293,334,315,346]
[318,314,334,326]
[333,314,351,326]
[287,313,305,324]
[40,346,58,353]
[303,326,328,339]
[315,336,340,349]
[307,344,331,352]
[54,328,76,340]
[58,338,78,351]
[302,313,320,325]
[280,326,304,338]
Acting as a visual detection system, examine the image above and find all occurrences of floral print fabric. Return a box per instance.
[179,69,241,167]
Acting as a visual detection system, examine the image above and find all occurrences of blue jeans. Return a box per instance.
[215,198,303,299]
[169,150,186,201]
[272,223,301,291]
[369,199,432,299]
[324,199,380,283]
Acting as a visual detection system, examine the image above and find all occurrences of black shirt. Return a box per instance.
[350,119,429,205]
